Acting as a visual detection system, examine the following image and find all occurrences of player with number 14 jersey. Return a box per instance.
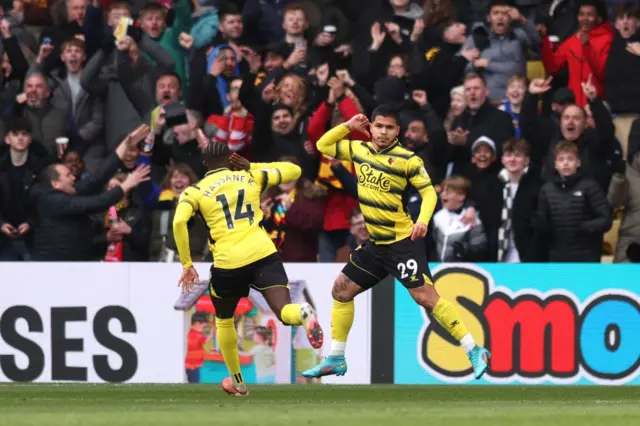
[173,142,323,396]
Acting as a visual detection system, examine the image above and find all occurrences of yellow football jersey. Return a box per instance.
[317,124,438,244]
[173,162,301,269]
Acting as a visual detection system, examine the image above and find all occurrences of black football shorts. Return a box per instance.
[209,253,289,298]
[342,237,433,290]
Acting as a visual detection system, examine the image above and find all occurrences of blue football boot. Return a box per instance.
[468,346,491,379]
[302,355,348,378]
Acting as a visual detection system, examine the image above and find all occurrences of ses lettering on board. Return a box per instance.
[0,305,138,383]
[419,267,640,383]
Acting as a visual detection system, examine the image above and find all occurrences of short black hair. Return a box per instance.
[272,104,294,116]
[579,0,608,19]
[490,0,513,9]
[6,117,32,134]
[371,104,399,124]
[191,312,208,324]
[203,140,231,171]
[61,149,82,161]
[219,3,241,19]
[203,140,230,162]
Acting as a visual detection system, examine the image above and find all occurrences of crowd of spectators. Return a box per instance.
[0,0,639,263]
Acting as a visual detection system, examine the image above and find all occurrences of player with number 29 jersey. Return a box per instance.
[175,162,299,270]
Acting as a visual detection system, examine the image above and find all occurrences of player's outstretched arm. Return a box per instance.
[316,114,370,160]
[173,190,199,268]
[251,161,302,189]
[407,156,438,229]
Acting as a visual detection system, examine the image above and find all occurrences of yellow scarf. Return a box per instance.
[159,189,178,202]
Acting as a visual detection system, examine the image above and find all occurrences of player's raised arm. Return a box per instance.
[250,161,302,190]
[173,186,201,269]
[229,153,302,189]
[316,114,370,161]
[406,156,438,238]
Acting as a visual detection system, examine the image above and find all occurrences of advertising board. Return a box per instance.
[394,264,640,385]
[0,263,185,383]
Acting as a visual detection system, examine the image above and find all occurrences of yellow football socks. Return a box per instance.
[280,304,303,326]
[431,298,469,341]
[215,317,244,386]
[329,300,354,355]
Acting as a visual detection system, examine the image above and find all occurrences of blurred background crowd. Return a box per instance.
[0,0,639,264]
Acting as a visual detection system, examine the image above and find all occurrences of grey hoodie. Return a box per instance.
[80,35,175,150]
[465,21,539,101]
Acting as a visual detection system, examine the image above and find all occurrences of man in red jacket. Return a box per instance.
[541,0,614,106]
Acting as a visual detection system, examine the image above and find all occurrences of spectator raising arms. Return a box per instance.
[0,0,626,265]
[30,38,105,169]
[465,1,539,102]
[30,125,151,261]
[522,75,617,190]
[138,1,192,89]
[3,72,67,157]
[540,0,614,106]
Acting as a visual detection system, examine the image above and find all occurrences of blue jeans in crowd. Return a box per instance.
[0,239,31,261]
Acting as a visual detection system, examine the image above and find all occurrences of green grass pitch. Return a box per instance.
[1,384,639,426]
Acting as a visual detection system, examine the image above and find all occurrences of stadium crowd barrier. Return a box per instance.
[0,263,637,385]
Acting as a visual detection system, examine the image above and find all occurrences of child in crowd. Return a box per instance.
[499,74,527,137]
[432,176,488,262]
[537,141,613,262]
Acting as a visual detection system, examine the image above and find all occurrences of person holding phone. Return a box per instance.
[281,4,309,68]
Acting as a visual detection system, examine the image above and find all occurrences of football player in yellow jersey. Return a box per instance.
[302,104,491,380]
[173,142,323,396]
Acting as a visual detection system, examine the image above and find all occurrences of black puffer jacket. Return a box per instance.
[526,97,617,192]
[537,173,613,262]
[30,153,125,261]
